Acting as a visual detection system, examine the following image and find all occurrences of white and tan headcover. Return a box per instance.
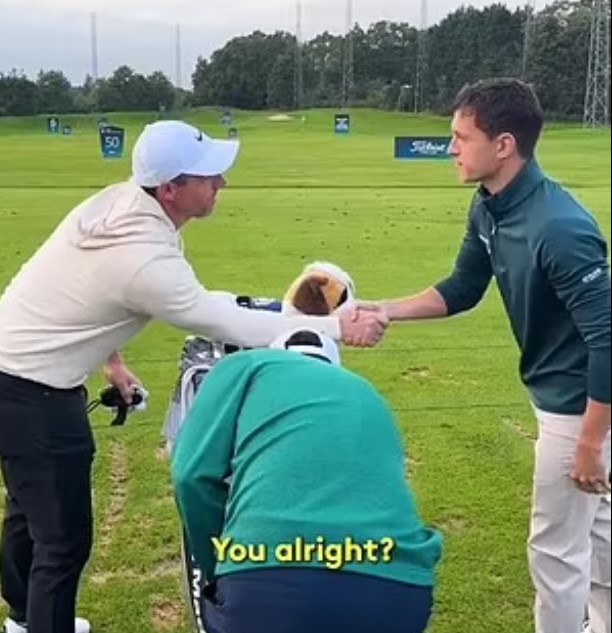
[281,261,356,317]
[270,327,341,366]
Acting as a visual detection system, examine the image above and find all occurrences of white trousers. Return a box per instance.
[529,408,611,633]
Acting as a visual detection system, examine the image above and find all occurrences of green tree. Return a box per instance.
[71,74,97,113]
[193,31,296,109]
[146,71,176,112]
[0,71,39,116]
[528,0,592,118]
[36,70,73,114]
[192,57,213,105]
[423,5,524,112]
[303,31,344,107]
[267,51,296,109]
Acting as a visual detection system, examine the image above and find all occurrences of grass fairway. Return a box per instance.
[0,109,610,633]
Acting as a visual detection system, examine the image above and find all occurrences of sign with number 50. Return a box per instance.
[99,126,125,159]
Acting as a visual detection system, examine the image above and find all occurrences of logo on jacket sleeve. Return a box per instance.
[582,267,604,284]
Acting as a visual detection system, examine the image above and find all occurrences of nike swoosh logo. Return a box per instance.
[195,131,203,141]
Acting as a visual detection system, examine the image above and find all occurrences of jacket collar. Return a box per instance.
[478,159,545,220]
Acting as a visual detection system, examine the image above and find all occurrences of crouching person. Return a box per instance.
[171,329,442,633]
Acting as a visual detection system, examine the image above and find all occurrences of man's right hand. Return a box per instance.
[339,306,388,347]
[103,354,142,405]
[351,300,389,321]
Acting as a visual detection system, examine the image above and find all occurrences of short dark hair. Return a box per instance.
[452,78,544,159]
[284,330,323,348]
[284,330,331,364]
[141,173,190,198]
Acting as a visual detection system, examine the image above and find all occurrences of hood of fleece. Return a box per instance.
[66,181,179,250]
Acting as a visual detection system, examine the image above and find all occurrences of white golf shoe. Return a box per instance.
[3,617,91,633]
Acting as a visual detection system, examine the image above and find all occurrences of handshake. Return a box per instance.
[282,261,388,348]
[339,303,388,348]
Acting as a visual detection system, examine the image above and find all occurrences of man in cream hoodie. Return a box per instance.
[0,120,387,633]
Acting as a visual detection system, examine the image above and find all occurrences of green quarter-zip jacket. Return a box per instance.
[436,160,611,414]
[172,349,442,585]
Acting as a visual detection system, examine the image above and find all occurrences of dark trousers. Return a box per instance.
[0,371,94,633]
[202,567,434,633]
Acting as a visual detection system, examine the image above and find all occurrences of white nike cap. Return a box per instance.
[270,328,341,366]
[132,120,240,187]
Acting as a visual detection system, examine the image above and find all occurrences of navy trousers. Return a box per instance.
[202,567,434,633]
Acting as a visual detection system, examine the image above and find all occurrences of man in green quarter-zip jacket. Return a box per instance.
[172,328,442,633]
[359,78,611,633]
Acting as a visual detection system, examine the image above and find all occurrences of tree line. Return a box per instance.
[0,1,606,120]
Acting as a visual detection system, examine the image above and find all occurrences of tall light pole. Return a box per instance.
[175,23,182,89]
[414,0,428,113]
[522,0,536,79]
[583,0,610,127]
[341,0,354,109]
[90,12,99,83]
[294,2,304,109]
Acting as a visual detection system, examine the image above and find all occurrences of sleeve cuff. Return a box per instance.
[588,348,611,404]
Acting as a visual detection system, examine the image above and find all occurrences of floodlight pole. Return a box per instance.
[90,12,99,83]
[294,2,304,110]
[341,0,354,110]
[522,0,536,79]
[583,0,610,127]
[414,0,428,113]
[89,12,100,113]
[175,23,183,89]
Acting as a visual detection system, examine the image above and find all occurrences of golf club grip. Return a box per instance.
[111,406,128,426]
[181,529,207,632]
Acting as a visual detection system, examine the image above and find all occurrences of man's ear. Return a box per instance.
[497,132,517,159]
[291,274,331,316]
[155,183,171,206]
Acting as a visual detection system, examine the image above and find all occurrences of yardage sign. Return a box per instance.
[334,113,351,134]
[99,126,125,159]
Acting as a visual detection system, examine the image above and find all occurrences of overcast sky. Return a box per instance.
[0,0,552,85]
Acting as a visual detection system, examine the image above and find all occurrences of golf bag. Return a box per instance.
[162,296,281,633]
